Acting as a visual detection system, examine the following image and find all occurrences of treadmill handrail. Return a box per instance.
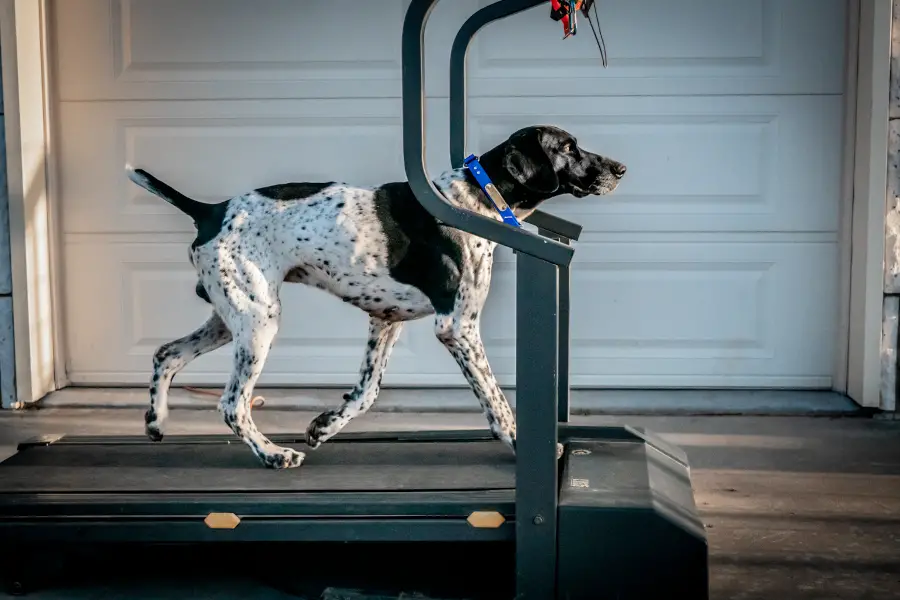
[522,210,582,242]
[402,0,574,267]
[448,0,583,244]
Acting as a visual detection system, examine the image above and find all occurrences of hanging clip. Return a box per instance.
[550,0,579,38]
[549,0,609,67]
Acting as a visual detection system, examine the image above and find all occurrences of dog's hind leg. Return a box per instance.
[306,316,403,448]
[215,294,304,469]
[146,311,232,441]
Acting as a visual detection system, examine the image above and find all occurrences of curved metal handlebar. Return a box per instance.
[401,0,575,267]
[448,0,545,166]
[448,0,583,243]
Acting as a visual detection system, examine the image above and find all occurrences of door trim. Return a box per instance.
[0,0,63,406]
[845,0,892,408]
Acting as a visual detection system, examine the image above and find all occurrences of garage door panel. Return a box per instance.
[56,99,454,234]
[52,0,848,391]
[52,0,845,102]
[468,95,843,233]
[62,234,838,388]
[121,0,402,73]
[472,240,838,387]
[52,0,467,101]
[53,0,405,99]
[62,235,452,386]
[469,0,846,97]
[59,94,843,235]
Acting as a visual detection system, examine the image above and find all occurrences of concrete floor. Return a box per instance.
[1,405,899,599]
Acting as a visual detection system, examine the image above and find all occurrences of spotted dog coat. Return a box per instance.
[127,125,627,469]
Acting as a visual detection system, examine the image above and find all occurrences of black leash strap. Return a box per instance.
[547,0,609,67]
[581,0,608,67]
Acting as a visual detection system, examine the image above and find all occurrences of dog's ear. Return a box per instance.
[502,129,560,194]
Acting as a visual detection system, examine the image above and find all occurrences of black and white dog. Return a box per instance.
[126,125,626,469]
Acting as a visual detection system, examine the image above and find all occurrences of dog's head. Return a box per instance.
[479,125,626,214]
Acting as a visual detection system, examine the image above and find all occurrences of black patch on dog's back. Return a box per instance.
[195,280,211,303]
[254,182,335,201]
[192,200,230,251]
[372,182,464,314]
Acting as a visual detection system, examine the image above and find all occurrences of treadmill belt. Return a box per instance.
[0,440,515,493]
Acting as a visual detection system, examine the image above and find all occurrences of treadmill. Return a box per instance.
[0,1,709,598]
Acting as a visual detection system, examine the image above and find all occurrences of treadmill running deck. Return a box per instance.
[0,434,516,493]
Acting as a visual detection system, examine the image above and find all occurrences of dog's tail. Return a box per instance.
[125,165,213,224]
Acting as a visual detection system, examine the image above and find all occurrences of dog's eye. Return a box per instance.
[561,143,572,153]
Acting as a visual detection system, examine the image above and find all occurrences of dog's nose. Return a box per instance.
[612,163,627,178]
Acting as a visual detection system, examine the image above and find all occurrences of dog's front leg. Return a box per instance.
[146,311,232,441]
[306,316,403,448]
[435,311,564,459]
[434,310,518,452]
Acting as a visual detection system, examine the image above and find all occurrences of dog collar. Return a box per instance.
[463,154,522,228]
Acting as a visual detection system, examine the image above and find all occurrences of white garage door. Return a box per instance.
[53,0,848,389]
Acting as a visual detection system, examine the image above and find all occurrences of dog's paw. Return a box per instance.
[261,446,305,470]
[507,439,565,460]
[305,410,341,449]
[144,409,165,442]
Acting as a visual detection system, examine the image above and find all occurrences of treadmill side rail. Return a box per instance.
[0,518,515,545]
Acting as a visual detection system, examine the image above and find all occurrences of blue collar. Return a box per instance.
[463,154,522,228]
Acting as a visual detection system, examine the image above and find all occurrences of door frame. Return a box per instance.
[0,0,63,407]
[844,0,893,408]
[0,0,892,408]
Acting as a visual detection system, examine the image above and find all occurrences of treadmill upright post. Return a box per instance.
[538,229,571,423]
[515,252,560,600]
[559,244,571,422]
[448,0,544,169]
[534,229,571,423]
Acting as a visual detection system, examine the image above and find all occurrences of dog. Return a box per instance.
[126,125,626,469]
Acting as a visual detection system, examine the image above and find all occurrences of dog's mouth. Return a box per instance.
[570,187,592,198]
[570,181,611,198]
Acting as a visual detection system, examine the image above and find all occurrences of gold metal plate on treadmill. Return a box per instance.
[467,510,506,528]
[204,512,241,529]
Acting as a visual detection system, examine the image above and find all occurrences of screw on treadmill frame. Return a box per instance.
[7,581,25,596]
[533,515,544,525]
